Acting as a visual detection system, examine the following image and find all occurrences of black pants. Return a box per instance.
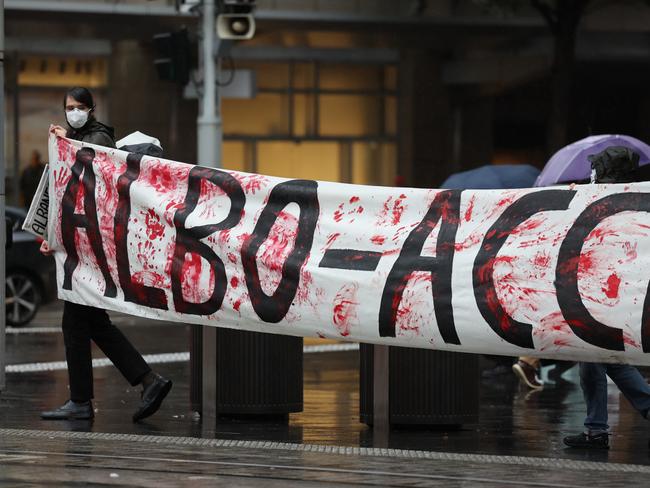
[62,301,151,402]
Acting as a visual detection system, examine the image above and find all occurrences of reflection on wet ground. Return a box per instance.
[2,303,650,485]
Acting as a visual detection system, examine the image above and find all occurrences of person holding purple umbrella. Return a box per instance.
[562,145,650,450]
[535,134,650,187]
[513,136,650,392]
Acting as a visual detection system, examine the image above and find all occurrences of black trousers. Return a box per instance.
[62,301,151,402]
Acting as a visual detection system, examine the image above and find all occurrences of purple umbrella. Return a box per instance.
[535,134,650,187]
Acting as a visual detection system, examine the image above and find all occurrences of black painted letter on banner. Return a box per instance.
[473,190,575,349]
[319,249,383,271]
[556,193,650,352]
[241,179,319,323]
[114,153,167,310]
[60,147,117,297]
[171,166,245,315]
[378,190,462,343]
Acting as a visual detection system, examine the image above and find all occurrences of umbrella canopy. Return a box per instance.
[441,164,541,190]
[535,134,650,187]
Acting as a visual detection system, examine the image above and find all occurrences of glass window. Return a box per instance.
[222,94,289,135]
[258,142,339,181]
[352,142,397,186]
[19,56,107,88]
[222,141,247,172]
[319,95,381,136]
[320,64,382,90]
[385,95,397,136]
[239,61,288,89]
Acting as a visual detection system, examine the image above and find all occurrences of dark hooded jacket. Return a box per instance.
[66,118,116,149]
[588,146,639,184]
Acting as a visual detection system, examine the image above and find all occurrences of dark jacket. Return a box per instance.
[67,118,116,149]
[588,146,639,184]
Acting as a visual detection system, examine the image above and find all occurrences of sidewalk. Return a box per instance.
[2,303,650,486]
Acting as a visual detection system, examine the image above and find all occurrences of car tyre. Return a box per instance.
[6,271,41,326]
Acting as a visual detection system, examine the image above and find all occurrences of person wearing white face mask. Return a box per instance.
[49,86,115,148]
[43,87,172,423]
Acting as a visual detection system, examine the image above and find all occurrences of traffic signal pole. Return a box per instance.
[197,0,220,430]
[198,0,221,169]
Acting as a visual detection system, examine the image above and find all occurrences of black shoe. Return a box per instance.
[41,400,94,420]
[563,432,609,449]
[133,375,172,422]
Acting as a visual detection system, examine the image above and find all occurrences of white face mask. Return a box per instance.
[66,108,89,129]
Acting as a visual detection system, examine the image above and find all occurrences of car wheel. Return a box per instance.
[6,271,41,326]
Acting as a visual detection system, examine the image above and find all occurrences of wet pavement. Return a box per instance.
[2,302,650,486]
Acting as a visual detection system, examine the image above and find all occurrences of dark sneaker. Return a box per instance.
[41,400,94,420]
[512,360,543,390]
[563,432,609,449]
[132,375,172,422]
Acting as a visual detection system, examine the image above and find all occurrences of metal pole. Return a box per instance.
[11,52,17,206]
[198,0,221,168]
[372,345,390,447]
[197,0,220,432]
[0,0,7,392]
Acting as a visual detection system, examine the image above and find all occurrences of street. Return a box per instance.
[2,302,650,486]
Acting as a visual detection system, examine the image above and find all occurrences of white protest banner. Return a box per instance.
[22,164,50,240]
[47,135,650,365]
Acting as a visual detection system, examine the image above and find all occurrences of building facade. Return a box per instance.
[6,0,650,205]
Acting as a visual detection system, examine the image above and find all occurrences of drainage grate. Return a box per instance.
[1,428,649,474]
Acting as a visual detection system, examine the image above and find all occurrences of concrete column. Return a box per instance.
[456,96,494,171]
[398,49,452,189]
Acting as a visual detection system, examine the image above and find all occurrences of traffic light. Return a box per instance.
[217,0,256,40]
[153,28,191,85]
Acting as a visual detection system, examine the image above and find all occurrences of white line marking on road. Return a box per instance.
[6,327,61,334]
[5,344,359,373]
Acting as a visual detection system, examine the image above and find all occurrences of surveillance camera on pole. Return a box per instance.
[217,0,256,40]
